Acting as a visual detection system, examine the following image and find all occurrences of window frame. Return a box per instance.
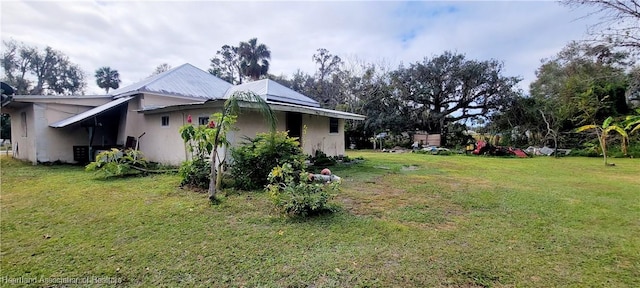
[329,117,339,134]
[198,116,210,126]
[161,115,170,127]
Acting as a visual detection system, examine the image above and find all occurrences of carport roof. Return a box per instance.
[49,96,134,128]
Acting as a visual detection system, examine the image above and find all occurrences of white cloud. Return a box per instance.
[1,0,598,94]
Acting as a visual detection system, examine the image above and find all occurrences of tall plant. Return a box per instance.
[178,91,276,199]
[576,116,629,166]
[209,91,276,200]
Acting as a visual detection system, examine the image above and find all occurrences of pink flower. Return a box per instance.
[208,121,216,128]
[186,115,192,124]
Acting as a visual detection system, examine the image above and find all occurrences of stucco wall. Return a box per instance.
[9,105,36,164]
[142,94,202,108]
[301,114,345,156]
[42,102,112,163]
[135,108,346,165]
[137,110,191,165]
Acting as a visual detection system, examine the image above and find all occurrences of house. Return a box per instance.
[1,64,365,165]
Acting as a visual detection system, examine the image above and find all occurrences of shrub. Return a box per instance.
[85,148,147,178]
[230,131,306,190]
[178,158,211,190]
[266,162,339,217]
[310,150,337,167]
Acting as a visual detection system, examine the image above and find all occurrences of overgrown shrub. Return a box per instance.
[267,162,339,217]
[230,132,306,190]
[85,148,147,178]
[178,158,211,190]
[310,150,337,167]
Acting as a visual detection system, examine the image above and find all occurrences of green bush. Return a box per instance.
[230,132,306,191]
[310,150,337,167]
[178,158,211,190]
[266,162,339,217]
[85,148,147,178]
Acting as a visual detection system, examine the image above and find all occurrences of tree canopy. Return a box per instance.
[210,38,271,84]
[95,66,121,94]
[1,40,86,95]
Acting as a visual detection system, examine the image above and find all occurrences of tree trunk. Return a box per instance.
[208,146,218,200]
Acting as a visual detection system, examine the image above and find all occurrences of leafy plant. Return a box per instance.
[266,162,339,217]
[178,158,211,190]
[310,150,336,167]
[576,116,629,165]
[85,148,147,178]
[623,108,640,135]
[230,132,305,191]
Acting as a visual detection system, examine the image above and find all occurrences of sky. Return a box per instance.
[1,0,600,95]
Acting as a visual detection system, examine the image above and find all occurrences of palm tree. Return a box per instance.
[576,116,629,166]
[238,38,271,81]
[95,66,121,94]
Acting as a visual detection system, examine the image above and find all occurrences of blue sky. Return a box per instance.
[1,1,598,95]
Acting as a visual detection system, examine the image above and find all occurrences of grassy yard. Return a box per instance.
[1,152,639,287]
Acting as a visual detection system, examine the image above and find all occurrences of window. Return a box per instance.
[161,116,170,127]
[21,112,27,137]
[329,117,339,134]
[198,116,209,126]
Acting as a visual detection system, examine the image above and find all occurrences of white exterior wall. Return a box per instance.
[40,103,106,163]
[142,94,202,108]
[135,108,346,166]
[9,105,36,164]
[8,103,98,164]
[301,114,345,156]
[137,110,192,165]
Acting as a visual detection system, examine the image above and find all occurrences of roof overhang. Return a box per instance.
[49,96,134,128]
[138,99,365,120]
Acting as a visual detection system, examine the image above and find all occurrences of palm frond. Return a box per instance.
[576,125,598,132]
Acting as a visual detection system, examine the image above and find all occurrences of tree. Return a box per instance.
[529,42,631,152]
[562,0,640,52]
[576,116,628,165]
[206,92,277,200]
[94,67,121,94]
[237,38,271,81]
[209,45,242,84]
[1,40,86,95]
[390,51,521,146]
[311,48,343,108]
[151,63,172,76]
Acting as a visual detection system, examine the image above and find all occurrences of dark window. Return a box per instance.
[198,116,209,126]
[329,118,339,133]
[161,116,169,126]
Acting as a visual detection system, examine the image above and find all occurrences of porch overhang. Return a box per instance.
[50,96,134,128]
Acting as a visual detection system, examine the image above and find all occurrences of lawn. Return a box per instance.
[1,152,639,287]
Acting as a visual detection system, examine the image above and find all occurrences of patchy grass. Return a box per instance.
[1,152,639,287]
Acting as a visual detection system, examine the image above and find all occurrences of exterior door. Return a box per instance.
[286,112,302,142]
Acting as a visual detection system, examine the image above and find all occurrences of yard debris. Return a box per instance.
[471,141,529,158]
[525,146,572,156]
[308,168,341,183]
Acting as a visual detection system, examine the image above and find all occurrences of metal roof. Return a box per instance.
[137,99,365,120]
[110,63,232,100]
[50,96,134,128]
[224,79,320,108]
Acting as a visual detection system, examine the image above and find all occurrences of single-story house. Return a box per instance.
[1,63,365,165]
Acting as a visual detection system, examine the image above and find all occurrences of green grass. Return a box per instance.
[1,152,639,287]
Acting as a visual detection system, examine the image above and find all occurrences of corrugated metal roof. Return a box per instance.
[110,64,232,100]
[224,79,320,108]
[50,96,134,128]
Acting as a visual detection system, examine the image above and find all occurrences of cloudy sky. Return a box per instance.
[1,0,598,95]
